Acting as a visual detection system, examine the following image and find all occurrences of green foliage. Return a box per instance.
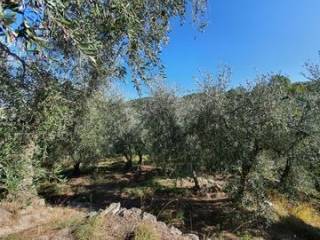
[1,0,207,88]
[1,0,207,200]
[141,84,185,173]
[137,69,320,212]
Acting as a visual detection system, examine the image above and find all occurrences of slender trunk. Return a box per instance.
[138,153,143,166]
[192,170,201,190]
[137,153,143,172]
[190,163,200,190]
[124,154,133,170]
[238,141,260,198]
[315,178,320,192]
[16,138,37,201]
[73,161,81,176]
[280,157,291,185]
[238,162,252,197]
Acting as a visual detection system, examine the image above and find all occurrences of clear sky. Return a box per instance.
[122,0,320,98]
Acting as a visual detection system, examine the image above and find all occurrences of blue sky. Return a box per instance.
[123,0,320,98]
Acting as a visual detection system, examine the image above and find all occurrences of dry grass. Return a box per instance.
[0,201,24,217]
[134,222,160,240]
[271,193,320,228]
[0,203,85,240]
[73,215,106,240]
[291,203,320,228]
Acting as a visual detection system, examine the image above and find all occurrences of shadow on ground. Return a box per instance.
[38,161,320,239]
[270,215,320,240]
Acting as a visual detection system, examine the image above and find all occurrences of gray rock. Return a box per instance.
[142,212,157,222]
[184,233,200,240]
[157,221,167,229]
[33,198,46,207]
[102,202,121,216]
[118,208,130,217]
[88,211,98,218]
[170,226,182,235]
[129,208,142,218]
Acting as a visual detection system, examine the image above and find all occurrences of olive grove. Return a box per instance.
[0,0,319,213]
[0,0,208,201]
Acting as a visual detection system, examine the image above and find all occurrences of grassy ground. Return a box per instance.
[27,159,320,239]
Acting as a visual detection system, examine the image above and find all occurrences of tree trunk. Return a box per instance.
[315,178,320,192]
[190,163,200,190]
[138,153,143,166]
[124,154,133,170]
[192,170,201,190]
[280,157,291,185]
[238,162,252,198]
[73,161,81,176]
[16,139,37,202]
[238,141,261,198]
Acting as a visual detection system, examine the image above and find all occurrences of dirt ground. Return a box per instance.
[1,160,319,240]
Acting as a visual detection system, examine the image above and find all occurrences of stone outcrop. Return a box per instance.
[0,203,200,240]
[102,202,200,240]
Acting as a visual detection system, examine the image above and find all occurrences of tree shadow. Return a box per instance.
[39,161,240,236]
[39,161,320,239]
[269,215,320,240]
[40,161,165,209]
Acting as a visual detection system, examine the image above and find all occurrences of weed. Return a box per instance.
[73,215,106,240]
[240,232,253,240]
[134,223,160,240]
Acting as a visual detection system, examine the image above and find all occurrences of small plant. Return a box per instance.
[240,232,253,240]
[134,223,160,240]
[73,215,106,240]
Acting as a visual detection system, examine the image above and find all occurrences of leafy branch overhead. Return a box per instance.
[0,0,207,88]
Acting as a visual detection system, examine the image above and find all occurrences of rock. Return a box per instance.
[117,208,128,217]
[88,211,98,218]
[142,212,157,222]
[0,208,12,226]
[129,208,142,218]
[170,226,182,235]
[0,203,201,240]
[32,198,46,207]
[184,233,200,240]
[157,221,167,229]
[102,202,121,216]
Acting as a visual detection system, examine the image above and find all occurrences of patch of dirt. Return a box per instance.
[37,162,250,238]
[0,203,85,238]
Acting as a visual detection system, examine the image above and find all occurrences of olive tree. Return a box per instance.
[142,85,185,173]
[1,0,207,200]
